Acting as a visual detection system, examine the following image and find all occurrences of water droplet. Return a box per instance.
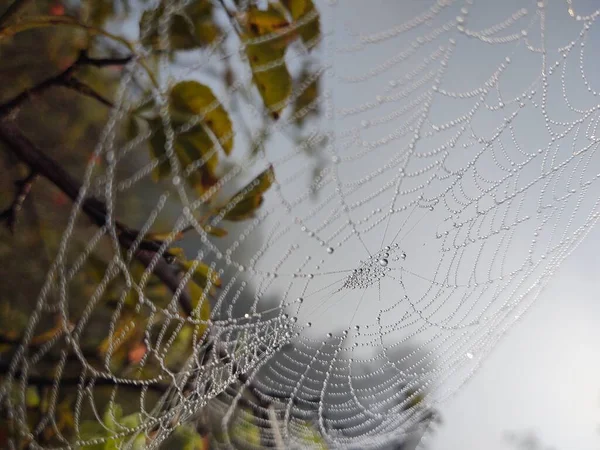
[379,259,388,266]
[297,297,304,303]
[466,352,474,359]
[327,332,332,338]
[326,247,334,254]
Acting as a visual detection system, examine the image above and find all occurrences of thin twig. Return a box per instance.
[0,169,38,233]
[62,76,115,108]
[78,52,133,67]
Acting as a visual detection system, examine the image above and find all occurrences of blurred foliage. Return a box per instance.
[0,0,325,448]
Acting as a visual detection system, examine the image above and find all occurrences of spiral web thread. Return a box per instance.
[3,0,600,448]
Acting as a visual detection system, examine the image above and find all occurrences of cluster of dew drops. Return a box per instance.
[342,243,406,289]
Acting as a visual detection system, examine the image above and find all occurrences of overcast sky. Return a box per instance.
[163,0,600,447]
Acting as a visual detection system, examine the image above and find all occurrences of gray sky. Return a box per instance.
[158,0,600,447]
[429,224,600,450]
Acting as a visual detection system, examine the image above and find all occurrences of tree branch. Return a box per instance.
[0,119,193,315]
[0,50,132,116]
[0,169,38,233]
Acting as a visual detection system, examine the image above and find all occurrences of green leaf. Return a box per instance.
[245,42,291,119]
[293,70,320,125]
[187,280,212,337]
[242,6,293,119]
[231,410,261,447]
[242,5,290,35]
[295,421,327,449]
[170,81,233,154]
[179,259,221,290]
[147,80,233,191]
[281,0,321,49]
[162,424,209,450]
[148,119,219,193]
[102,403,123,431]
[220,166,275,221]
[25,386,40,408]
[79,422,107,450]
[140,1,221,51]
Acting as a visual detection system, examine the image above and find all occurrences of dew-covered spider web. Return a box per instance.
[3,0,600,448]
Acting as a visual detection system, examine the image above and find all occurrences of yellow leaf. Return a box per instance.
[293,70,320,124]
[231,410,261,447]
[281,0,321,49]
[245,41,291,119]
[241,6,293,119]
[140,1,221,51]
[180,259,222,289]
[241,5,289,36]
[220,166,275,221]
[203,224,228,237]
[148,119,220,193]
[170,81,233,154]
[187,281,212,338]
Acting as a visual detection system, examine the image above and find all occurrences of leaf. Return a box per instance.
[220,166,275,221]
[140,1,221,51]
[241,5,290,35]
[170,81,233,154]
[148,119,219,193]
[245,42,291,119]
[295,421,328,449]
[162,424,209,450]
[242,6,293,119]
[293,70,320,125]
[145,230,184,242]
[79,422,107,450]
[167,247,186,260]
[125,115,141,141]
[25,386,40,409]
[86,0,116,28]
[231,410,261,447]
[179,259,221,290]
[187,281,212,338]
[97,314,146,371]
[147,80,232,191]
[102,403,123,431]
[281,0,321,49]
[203,223,227,237]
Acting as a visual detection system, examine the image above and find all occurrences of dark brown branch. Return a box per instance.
[0,119,193,315]
[77,52,134,67]
[61,76,115,108]
[0,362,171,393]
[0,50,132,116]
[0,169,38,233]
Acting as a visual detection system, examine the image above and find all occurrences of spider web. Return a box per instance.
[3,0,600,448]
